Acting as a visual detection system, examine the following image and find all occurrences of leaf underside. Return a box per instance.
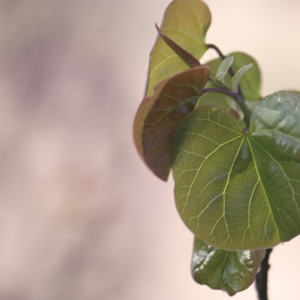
[134,66,210,181]
[145,0,211,97]
[172,91,300,250]
[192,237,266,296]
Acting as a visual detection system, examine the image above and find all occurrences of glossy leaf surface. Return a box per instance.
[145,0,211,97]
[172,91,300,250]
[192,237,266,295]
[134,66,210,181]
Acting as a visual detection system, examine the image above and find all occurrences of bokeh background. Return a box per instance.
[1,0,300,299]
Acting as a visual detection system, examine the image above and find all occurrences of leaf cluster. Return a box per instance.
[133,0,300,295]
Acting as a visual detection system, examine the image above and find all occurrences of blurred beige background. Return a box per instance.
[0,0,300,299]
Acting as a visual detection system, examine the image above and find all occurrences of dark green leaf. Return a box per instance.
[192,237,266,296]
[133,66,210,181]
[145,0,211,97]
[172,91,300,250]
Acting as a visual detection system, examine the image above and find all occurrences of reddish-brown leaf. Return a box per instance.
[145,0,211,97]
[133,65,210,181]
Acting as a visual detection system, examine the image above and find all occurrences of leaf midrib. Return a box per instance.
[182,134,243,215]
[246,135,281,242]
[248,134,300,229]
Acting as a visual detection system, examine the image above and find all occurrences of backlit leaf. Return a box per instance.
[134,65,210,181]
[155,24,200,68]
[172,91,300,250]
[145,0,211,97]
[192,237,266,296]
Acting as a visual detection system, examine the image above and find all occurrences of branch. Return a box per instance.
[255,248,273,300]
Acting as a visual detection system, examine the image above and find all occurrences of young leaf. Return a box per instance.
[134,65,210,181]
[214,56,234,84]
[196,52,260,126]
[145,0,211,97]
[203,52,261,101]
[172,91,300,250]
[232,64,253,93]
[192,237,266,296]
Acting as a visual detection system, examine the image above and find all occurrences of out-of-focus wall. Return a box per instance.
[0,0,299,299]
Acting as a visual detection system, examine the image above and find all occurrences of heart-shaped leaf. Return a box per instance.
[192,237,266,296]
[145,0,211,97]
[172,91,300,250]
[134,65,210,181]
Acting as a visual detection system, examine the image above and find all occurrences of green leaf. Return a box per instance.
[172,91,300,250]
[245,100,260,112]
[197,52,261,114]
[226,96,244,122]
[145,0,211,97]
[192,237,266,296]
[232,64,253,93]
[202,52,261,101]
[133,65,210,181]
[155,24,200,68]
[215,56,234,84]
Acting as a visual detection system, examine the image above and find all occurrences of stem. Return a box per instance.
[206,43,226,60]
[255,248,273,300]
[202,87,251,127]
[206,44,246,104]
